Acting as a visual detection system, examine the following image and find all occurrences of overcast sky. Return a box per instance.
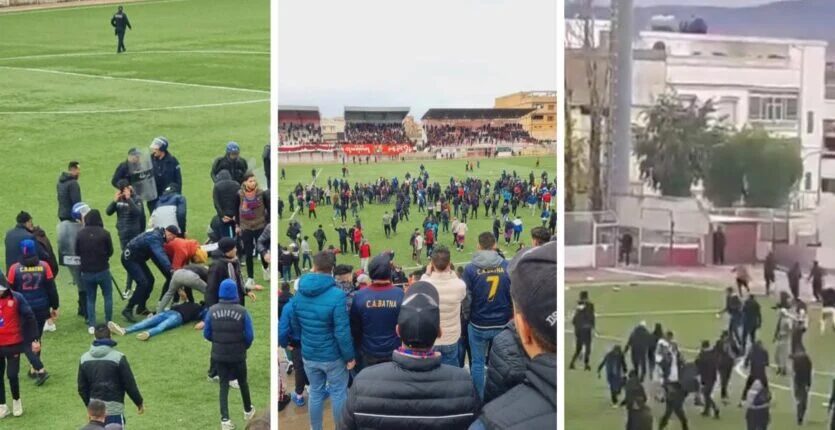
[278,0,556,118]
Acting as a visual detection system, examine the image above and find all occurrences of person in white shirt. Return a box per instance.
[453,221,468,252]
[420,245,466,366]
[300,236,312,271]
[412,231,424,264]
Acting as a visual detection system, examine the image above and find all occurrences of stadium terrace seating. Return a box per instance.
[343,123,411,145]
[279,122,323,145]
[424,123,536,147]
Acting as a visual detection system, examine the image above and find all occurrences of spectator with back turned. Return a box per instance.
[110,6,132,53]
[213,170,241,239]
[341,281,481,430]
[77,324,143,426]
[471,242,557,430]
[76,210,115,334]
[695,340,720,419]
[350,254,403,369]
[624,321,652,382]
[80,399,107,430]
[792,351,812,425]
[57,161,82,222]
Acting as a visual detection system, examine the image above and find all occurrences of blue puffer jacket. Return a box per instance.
[278,298,301,348]
[290,272,354,363]
[124,229,172,273]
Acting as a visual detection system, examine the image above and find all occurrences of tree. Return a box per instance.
[633,92,726,196]
[703,128,802,208]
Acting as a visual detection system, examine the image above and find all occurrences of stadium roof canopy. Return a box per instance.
[344,106,410,123]
[421,108,536,121]
[278,105,320,122]
[278,105,320,112]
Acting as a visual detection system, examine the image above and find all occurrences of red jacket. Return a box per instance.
[425,229,435,245]
[309,201,316,210]
[353,228,363,243]
[359,243,371,258]
[164,238,201,270]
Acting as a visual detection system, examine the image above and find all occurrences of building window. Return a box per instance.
[805,172,812,191]
[748,94,798,121]
[808,111,814,134]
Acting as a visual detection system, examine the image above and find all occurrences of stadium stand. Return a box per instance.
[421,108,537,147]
[278,106,323,146]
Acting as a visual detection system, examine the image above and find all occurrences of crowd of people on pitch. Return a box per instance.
[570,271,835,430]
[277,226,556,430]
[424,123,536,147]
[0,138,271,429]
[343,123,411,145]
[279,123,323,146]
[275,165,555,272]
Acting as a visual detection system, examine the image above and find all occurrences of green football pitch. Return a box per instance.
[0,0,269,428]
[276,156,556,278]
[565,283,835,429]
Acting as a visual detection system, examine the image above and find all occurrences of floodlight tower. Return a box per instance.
[609,0,633,201]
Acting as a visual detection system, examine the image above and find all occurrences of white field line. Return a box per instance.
[0,64,269,94]
[0,98,267,115]
[0,0,187,16]
[0,50,269,62]
[567,280,724,292]
[604,267,668,279]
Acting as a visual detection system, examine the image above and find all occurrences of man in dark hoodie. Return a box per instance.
[570,290,595,371]
[76,210,115,334]
[290,252,355,430]
[341,281,481,430]
[213,169,241,239]
[349,254,404,369]
[121,228,174,321]
[206,237,252,307]
[148,137,182,212]
[624,321,652,382]
[57,161,82,222]
[0,278,39,418]
[793,351,812,425]
[7,239,55,386]
[78,324,143,426]
[742,294,762,351]
[204,278,256,429]
[463,231,512,398]
[211,142,249,184]
[106,181,145,296]
[695,340,720,418]
[470,241,557,430]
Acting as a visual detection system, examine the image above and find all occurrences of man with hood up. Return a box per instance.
[203,278,256,430]
[57,161,82,222]
[290,251,355,430]
[76,209,114,334]
[77,324,143,426]
[462,232,512,398]
[150,184,187,234]
[213,169,241,239]
[211,142,249,184]
[7,239,55,386]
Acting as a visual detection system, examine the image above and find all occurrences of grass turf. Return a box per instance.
[0,0,269,428]
[565,283,835,429]
[276,156,556,276]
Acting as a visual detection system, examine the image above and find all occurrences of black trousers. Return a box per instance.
[116,31,126,52]
[630,352,647,381]
[659,402,689,430]
[241,228,266,280]
[742,373,768,401]
[0,345,22,404]
[289,347,307,396]
[794,381,809,423]
[719,365,732,399]
[701,381,719,416]
[217,360,252,421]
[570,329,592,368]
[742,324,757,351]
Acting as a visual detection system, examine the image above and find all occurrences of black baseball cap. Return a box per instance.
[368,253,392,281]
[397,281,440,349]
[218,237,237,253]
[333,264,354,276]
[510,241,557,346]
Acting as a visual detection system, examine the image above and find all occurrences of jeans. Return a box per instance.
[125,311,183,337]
[436,343,460,367]
[304,358,349,430]
[105,414,125,426]
[82,270,114,327]
[468,324,503,399]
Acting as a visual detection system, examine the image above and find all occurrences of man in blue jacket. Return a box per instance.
[121,228,174,322]
[204,279,255,430]
[350,254,404,369]
[463,231,512,398]
[278,297,308,407]
[150,185,187,234]
[148,137,182,212]
[290,251,355,430]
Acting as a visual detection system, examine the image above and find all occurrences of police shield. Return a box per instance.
[56,220,82,267]
[128,149,157,202]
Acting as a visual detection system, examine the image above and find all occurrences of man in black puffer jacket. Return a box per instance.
[340,281,481,430]
[106,181,145,294]
[213,170,241,239]
[470,242,557,430]
[57,161,82,222]
[210,142,249,184]
[483,320,528,403]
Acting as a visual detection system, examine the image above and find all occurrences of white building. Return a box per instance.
[567,18,835,208]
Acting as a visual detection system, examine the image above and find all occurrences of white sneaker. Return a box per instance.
[244,278,255,291]
[107,321,126,336]
[43,320,56,333]
[88,327,95,335]
[221,419,236,430]
[208,375,219,383]
[262,266,270,281]
[230,379,240,390]
[12,399,21,417]
[244,406,256,421]
[0,404,8,418]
